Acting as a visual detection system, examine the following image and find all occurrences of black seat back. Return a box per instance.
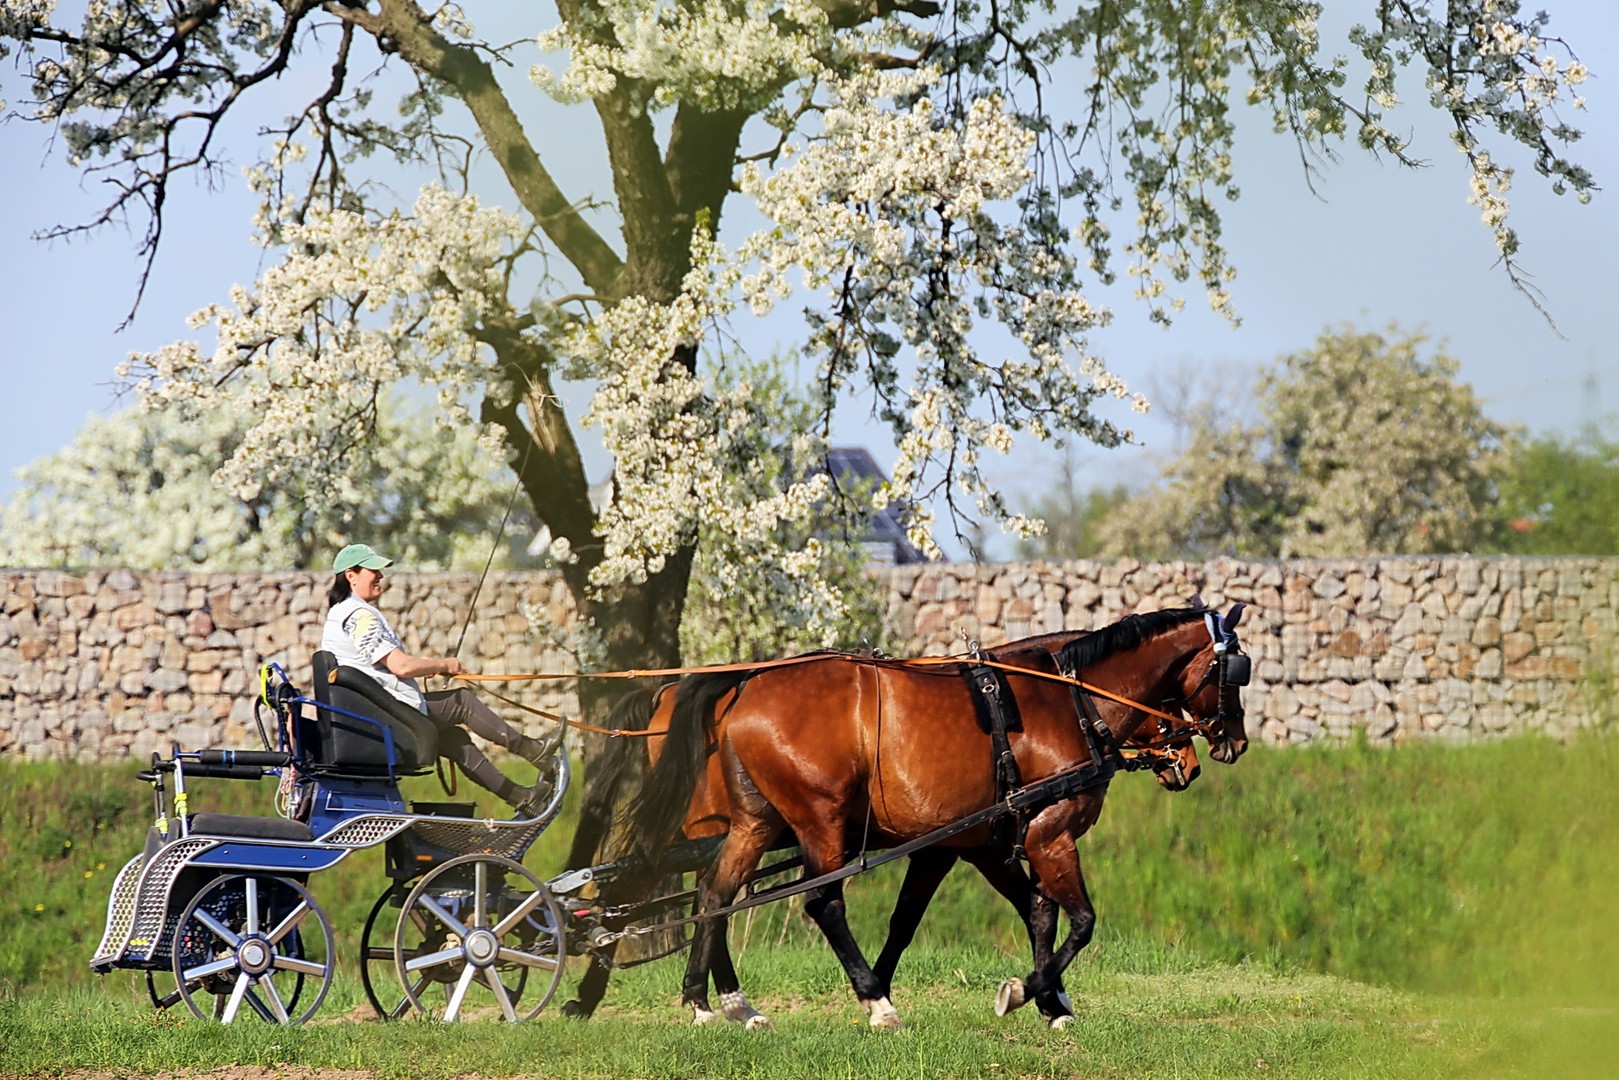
[309,650,438,774]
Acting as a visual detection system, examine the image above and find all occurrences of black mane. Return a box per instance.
[1055,606,1209,672]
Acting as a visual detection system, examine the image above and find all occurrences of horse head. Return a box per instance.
[1176,602,1251,764]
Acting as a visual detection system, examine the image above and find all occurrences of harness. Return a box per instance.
[960,614,1252,865]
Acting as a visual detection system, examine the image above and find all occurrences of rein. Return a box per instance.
[457,648,1221,746]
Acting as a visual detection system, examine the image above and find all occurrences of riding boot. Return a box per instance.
[514,778,555,819]
[516,730,563,768]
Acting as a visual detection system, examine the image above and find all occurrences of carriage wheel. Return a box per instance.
[393,853,566,1022]
[365,881,534,1020]
[171,873,334,1025]
[361,885,414,1020]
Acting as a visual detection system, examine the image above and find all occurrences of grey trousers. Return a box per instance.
[424,686,529,801]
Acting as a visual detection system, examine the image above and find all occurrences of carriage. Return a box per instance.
[90,603,1251,1029]
[88,650,595,1024]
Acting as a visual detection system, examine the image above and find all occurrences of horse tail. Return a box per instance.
[564,683,663,873]
[617,669,747,880]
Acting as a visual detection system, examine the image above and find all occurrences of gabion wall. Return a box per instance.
[3,557,1614,760]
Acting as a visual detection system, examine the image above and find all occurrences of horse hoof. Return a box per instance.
[744,1014,773,1031]
[1048,1013,1074,1031]
[865,997,904,1030]
[559,999,590,1019]
[995,978,1028,1016]
[691,1005,720,1026]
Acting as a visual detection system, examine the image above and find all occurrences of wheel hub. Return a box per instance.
[464,928,500,968]
[237,937,273,976]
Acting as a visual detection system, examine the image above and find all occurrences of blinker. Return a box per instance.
[1222,653,1252,687]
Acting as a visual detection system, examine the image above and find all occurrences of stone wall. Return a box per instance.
[886,557,1617,745]
[0,570,581,762]
[3,557,1614,760]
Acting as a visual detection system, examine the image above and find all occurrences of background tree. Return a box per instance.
[1011,449,1133,560]
[1096,324,1514,558]
[1494,423,1619,555]
[0,2,1595,710]
[0,392,538,571]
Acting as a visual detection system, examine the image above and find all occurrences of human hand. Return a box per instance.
[442,657,466,677]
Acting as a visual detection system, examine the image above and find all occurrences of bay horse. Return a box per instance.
[560,643,1202,1028]
[585,603,1249,1028]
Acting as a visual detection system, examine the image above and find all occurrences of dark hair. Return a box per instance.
[327,572,352,609]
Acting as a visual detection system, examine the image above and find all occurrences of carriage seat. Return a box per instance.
[142,815,314,867]
[308,650,439,776]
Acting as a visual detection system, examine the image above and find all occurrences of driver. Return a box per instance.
[322,542,557,817]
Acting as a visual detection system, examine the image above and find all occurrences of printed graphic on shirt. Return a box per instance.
[342,608,399,666]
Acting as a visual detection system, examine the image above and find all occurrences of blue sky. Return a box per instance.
[2,2,1615,532]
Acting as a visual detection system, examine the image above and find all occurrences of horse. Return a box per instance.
[559,651,1202,1027]
[573,603,1248,1028]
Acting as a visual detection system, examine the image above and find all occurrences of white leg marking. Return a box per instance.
[691,1002,720,1026]
[720,990,770,1029]
[1048,1013,1074,1031]
[864,997,903,1030]
[995,978,1028,1016]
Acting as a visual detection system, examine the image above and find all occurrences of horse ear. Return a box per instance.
[1221,602,1246,635]
[1189,592,1205,610]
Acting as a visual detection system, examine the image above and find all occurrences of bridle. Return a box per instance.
[1160,608,1250,745]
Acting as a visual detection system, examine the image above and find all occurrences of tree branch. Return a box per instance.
[335,0,625,296]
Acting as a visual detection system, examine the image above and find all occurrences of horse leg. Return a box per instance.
[995,802,1098,1023]
[964,851,1074,1029]
[684,817,781,1027]
[871,848,959,993]
[706,915,770,1029]
[786,822,901,1030]
[562,948,615,1018]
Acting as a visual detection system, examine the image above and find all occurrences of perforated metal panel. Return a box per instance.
[408,818,547,861]
[318,813,413,849]
[123,837,214,964]
[90,854,145,967]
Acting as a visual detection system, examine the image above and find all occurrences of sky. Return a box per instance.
[1,2,1615,554]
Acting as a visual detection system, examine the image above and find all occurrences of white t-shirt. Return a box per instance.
[321,597,427,713]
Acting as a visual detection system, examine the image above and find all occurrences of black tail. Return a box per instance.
[564,683,663,874]
[616,669,749,883]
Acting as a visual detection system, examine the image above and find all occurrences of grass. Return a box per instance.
[1,734,1616,1076]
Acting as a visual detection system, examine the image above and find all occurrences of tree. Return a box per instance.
[679,355,896,662]
[1494,423,1619,555]
[0,392,538,570]
[1011,450,1132,560]
[1096,324,1514,558]
[1,2,1596,709]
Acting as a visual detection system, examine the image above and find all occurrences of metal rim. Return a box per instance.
[393,853,567,1022]
[170,873,334,1025]
[360,884,414,1021]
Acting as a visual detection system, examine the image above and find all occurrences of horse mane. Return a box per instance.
[1054,605,1209,672]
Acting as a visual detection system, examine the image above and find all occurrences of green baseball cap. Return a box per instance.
[333,543,394,573]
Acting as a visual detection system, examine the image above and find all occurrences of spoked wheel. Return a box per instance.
[394,853,567,1022]
[171,873,334,1025]
[360,884,422,1021]
[367,880,531,1020]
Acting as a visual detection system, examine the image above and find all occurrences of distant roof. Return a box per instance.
[826,447,928,564]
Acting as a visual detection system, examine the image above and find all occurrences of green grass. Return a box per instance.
[1,735,1615,1077]
[3,950,1607,1079]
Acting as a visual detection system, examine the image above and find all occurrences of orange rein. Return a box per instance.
[454,650,1200,742]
